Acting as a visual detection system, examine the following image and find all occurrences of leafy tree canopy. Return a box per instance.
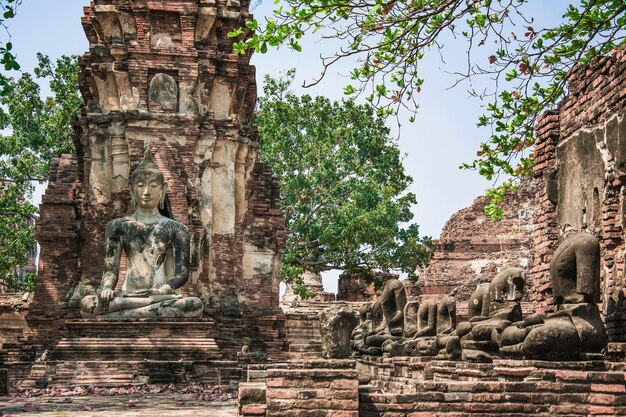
[0,53,80,291]
[256,70,434,295]
[232,0,626,218]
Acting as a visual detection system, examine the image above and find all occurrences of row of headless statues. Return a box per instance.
[351,232,608,361]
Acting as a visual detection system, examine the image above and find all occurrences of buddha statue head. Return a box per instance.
[129,151,168,211]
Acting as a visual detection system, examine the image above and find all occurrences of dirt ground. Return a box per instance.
[0,394,238,416]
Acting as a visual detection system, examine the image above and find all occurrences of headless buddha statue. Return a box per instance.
[434,295,460,359]
[458,267,525,362]
[80,152,203,319]
[400,299,438,356]
[499,232,607,359]
[393,296,459,358]
[363,279,406,354]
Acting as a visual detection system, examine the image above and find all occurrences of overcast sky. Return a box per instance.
[4,0,572,292]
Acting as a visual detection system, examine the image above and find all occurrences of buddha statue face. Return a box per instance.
[130,153,167,211]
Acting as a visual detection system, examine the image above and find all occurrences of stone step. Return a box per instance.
[18,360,242,390]
[57,337,219,348]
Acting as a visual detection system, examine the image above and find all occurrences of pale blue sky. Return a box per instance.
[4,0,573,292]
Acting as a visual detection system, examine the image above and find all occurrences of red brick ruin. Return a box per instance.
[244,49,626,416]
[2,0,288,390]
[531,50,626,348]
[1,1,625,415]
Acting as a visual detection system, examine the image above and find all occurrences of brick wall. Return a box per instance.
[358,357,626,416]
[25,156,81,350]
[531,48,626,343]
[262,360,359,417]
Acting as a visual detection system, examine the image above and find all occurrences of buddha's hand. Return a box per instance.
[155,284,173,295]
[98,288,115,311]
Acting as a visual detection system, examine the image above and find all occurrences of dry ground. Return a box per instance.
[0,394,238,416]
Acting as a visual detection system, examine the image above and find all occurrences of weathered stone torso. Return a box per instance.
[110,216,186,293]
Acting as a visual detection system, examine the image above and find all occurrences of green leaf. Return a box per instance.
[505,69,518,81]
[227,27,243,38]
[245,20,259,30]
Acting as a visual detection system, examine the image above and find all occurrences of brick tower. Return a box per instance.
[25,0,287,364]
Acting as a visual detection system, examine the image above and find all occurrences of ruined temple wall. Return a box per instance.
[531,48,626,343]
[408,185,535,319]
[23,156,82,351]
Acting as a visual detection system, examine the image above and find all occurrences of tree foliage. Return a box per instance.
[0,53,80,291]
[232,0,626,217]
[0,0,22,85]
[256,70,434,294]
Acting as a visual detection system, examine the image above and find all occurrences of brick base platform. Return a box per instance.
[15,359,242,391]
[7,319,229,392]
[358,356,626,416]
[49,320,221,361]
[237,357,626,416]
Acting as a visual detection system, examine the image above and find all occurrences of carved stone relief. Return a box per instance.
[149,73,178,113]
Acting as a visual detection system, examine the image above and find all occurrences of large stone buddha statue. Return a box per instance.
[80,152,203,319]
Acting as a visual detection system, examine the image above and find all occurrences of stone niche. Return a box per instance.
[555,127,606,234]
[148,71,179,112]
[17,0,287,380]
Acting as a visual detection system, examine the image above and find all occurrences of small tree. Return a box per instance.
[0,53,81,290]
[256,70,434,295]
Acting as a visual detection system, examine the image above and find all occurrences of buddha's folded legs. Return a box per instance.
[80,294,203,318]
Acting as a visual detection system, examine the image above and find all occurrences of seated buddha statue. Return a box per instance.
[458,267,525,362]
[80,152,203,319]
[499,232,607,359]
[363,279,406,354]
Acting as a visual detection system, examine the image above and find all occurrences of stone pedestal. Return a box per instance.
[16,319,225,389]
[49,320,221,361]
[19,359,242,390]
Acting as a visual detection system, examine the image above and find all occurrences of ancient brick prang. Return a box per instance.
[282,272,335,303]
[531,48,626,345]
[409,185,534,319]
[28,0,286,358]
